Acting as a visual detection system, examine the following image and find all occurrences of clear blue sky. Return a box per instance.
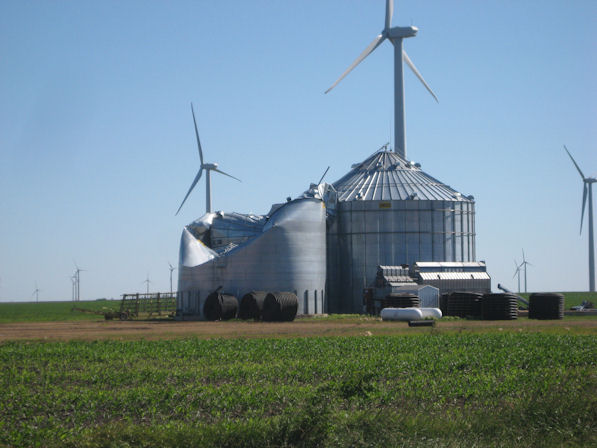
[1,0,595,301]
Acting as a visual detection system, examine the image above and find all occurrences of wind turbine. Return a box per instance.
[32,283,41,303]
[73,263,85,302]
[512,259,522,293]
[168,262,176,296]
[176,103,241,215]
[520,250,532,293]
[564,145,596,292]
[325,0,438,159]
[143,274,151,295]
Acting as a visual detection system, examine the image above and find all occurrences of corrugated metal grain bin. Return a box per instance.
[327,150,476,313]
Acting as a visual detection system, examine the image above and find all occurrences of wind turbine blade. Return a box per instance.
[402,50,439,103]
[191,103,204,166]
[385,0,394,31]
[580,183,588,234]
[213,168,241,182]
[318,166,330,185]
[325,34,386,94]
[175,167,203,215]
[564,145,586,180]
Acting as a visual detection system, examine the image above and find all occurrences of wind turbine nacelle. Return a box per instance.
[203,163,219,170]
[388,26,418,39]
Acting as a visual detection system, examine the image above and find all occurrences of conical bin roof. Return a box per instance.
[332,150,472,202]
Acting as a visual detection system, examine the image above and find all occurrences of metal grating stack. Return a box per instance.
[528,293,565,320]
[481,293,518,320]
[445,292,483,318]
[382,292,420,308]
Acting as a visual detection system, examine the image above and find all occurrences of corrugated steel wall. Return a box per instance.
[327,199,475,313]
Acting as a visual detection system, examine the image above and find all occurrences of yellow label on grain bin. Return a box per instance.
[378,202,391,209]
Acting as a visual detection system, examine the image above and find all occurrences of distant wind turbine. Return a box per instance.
[325,0,438,159]
[143,275,151,294]
[564,145,595,292]
[73,263,86,302]
[176,103,241,215]
[520,250,532,293]
[168,262,176,296]
[32,283,41,303]
[512,259,522,294]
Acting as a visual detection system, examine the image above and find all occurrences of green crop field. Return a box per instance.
[1,334,595,447]
[0,299,119,323]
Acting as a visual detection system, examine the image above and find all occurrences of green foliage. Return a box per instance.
[0,300,119,323]
[0,334,595,447]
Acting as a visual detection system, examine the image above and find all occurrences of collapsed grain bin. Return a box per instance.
[177,188,328,320]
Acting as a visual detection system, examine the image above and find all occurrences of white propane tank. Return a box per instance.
[380,307,423,321]
[420,308,442,319]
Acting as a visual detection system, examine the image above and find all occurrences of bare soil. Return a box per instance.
[1,316,595,341]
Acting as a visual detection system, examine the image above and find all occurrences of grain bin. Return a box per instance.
[327,149,476,314]
[178,196,326,319]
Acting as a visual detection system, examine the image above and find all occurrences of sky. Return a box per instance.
[1,0,596,302]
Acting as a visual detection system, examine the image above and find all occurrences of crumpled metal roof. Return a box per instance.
[332,150,473,202]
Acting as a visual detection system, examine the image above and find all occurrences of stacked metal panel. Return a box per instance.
[327,150,477,313]
[178,197,327,319]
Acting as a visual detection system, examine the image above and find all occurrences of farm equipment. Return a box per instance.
[72,292,176,320]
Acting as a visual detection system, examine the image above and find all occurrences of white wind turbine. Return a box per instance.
[32,283,41,303]
[168,262,176,296]
[513,259,522,293]
[520,250,532,293]
[325,0,438,159]
[564,145,596,292]
[176,103,241,215]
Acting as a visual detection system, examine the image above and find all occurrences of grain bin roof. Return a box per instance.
[332,150,472,202]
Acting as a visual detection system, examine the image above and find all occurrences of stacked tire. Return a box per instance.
[382,293,420,309]
[239,291,267,320]
[262,292,298,322]
[203,292,238,321]
[481,293,518,320]
[528,293,564,319]
[445,292,483,318]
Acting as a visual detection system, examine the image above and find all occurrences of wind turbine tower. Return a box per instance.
[520,250,532,293]
[143,275,151,294]
[32,284,41,303]
[565,145,596,292]
[73,264,85,302]
[168,262,176,296]
[326,0,438,158]
[513,259,522,293]
[176,103,241,215]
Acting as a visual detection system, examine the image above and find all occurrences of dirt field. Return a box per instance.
[1,315,595,341]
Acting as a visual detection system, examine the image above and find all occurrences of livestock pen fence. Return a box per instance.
[119,292,176,319]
